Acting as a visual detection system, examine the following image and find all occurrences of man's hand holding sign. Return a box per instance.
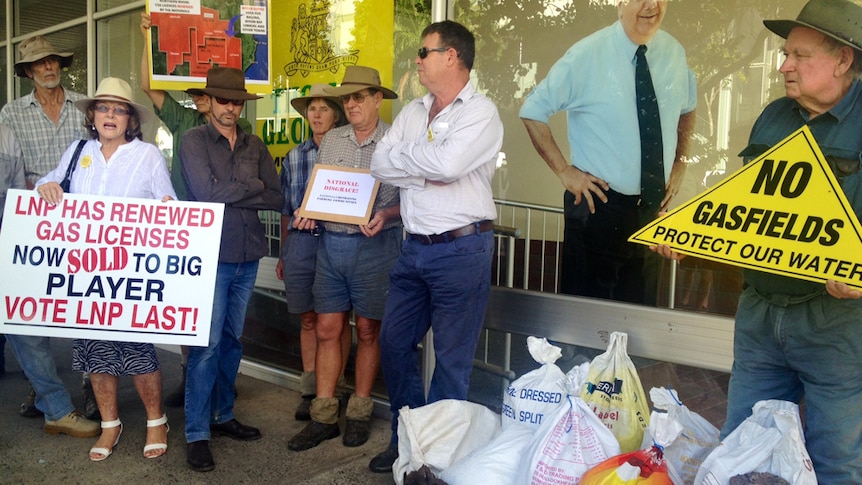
[630,126,862,295]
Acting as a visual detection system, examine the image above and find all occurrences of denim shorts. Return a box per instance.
[281,231,320,314]
[313,226,402,319]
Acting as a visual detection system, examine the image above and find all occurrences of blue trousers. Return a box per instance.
[185,261,258,443]
[379,231,494,443]
[723,286,862,483]
[6,335,75,421]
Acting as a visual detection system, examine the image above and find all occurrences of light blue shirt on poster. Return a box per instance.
[520,21,696,196]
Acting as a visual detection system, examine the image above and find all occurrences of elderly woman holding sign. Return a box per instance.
[35,77,175,461]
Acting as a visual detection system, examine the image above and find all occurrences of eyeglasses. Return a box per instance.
[340,92,373,104]
[418,47,448,59]
[214,97,245,107]
[94,104,130,116]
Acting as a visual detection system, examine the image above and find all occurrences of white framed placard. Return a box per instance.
[297,164,380,225]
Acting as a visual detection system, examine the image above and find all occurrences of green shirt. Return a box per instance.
[154,95,253,201]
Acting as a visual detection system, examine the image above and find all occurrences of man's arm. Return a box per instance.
[661,109,696,211]
[139,13,166,111]
[374,100,502,185]
[229,140,282,211]
[521,118,608,213]
[180,128,266,204]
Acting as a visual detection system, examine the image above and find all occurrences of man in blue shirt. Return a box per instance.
[724,0,862,481]
[520,0,696,305]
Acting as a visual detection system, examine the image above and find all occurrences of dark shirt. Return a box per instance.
[180,122,282,263]
[742,79,862,296]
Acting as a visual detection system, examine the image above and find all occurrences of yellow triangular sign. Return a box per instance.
[629,126,862,289]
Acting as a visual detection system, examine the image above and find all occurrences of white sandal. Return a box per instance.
[89,419,122,462]
[143,414,169,458]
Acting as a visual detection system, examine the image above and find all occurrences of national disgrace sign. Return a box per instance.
[629,126,862,289]
[0,190,224,346]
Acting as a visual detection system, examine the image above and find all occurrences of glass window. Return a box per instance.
[15,0,86,36]
[452,0,809,315]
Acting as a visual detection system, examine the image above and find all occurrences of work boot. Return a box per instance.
[44,410,100,438]
[295,371,315,421]
[81,376,100,421]
[343,394,373,447]
[287,397,340,451]
[19,382,43,418]
[164,364,186,408]
[369,441,399,473]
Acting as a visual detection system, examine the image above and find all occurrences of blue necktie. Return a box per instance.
[635,45,664,211]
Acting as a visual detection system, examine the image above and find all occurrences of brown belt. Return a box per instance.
[407,220,494,245]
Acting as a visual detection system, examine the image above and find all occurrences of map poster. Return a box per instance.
[146,0,272,94]
[0,190,225,347]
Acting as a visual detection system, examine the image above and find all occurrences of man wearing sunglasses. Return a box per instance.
[178,67,282,472]
[287,66,402,453]
[139,13,255,410]
[369,20,504,474]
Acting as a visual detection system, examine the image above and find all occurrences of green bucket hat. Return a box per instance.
[764,0,862,52]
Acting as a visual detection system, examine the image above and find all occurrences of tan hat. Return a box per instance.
[290,83,345,119]
[14,36,73,77]
[323,66,398,99]
[200,67,262,101]
[764,0,862,52]
[74,77,154,124]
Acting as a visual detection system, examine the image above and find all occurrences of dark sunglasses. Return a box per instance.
[418,47,448,59]
[215,97,245,107]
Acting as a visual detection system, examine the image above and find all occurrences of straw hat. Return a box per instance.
[291,83,345,119]
[323,66,398,99]
[764,0,862,52]
[14,36,73,77]
[200,67,262,101]
[74,77,154,124]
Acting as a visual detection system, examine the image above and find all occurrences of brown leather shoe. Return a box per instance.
[44,410,100,438]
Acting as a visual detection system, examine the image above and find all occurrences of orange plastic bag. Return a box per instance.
[580,446,672,485]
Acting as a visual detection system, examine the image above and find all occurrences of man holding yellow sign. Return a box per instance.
[650,0,862,481]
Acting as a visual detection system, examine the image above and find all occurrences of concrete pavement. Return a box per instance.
[0,338,396,484]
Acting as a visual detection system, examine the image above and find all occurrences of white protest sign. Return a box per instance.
[0,190,224,346]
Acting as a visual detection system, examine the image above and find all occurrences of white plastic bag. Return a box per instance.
[695,400,816,485]
[581,332,651,452]
[641,387,720,485]
[517,362,622,484]
[393,399,501,485]
[502,336,567,429]
[439,422,536,485]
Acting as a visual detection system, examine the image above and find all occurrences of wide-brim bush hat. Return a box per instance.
[764,0,862,52]
[74,77,154,124]
[291,83,345,119]
[200,67,262,101]
[324,66,398,99]
[14,35,73,77]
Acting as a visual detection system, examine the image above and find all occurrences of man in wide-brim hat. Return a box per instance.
[287,66,402,454]
[0,34,101,440]
[178,66,282,473]
[703,0,862,482]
